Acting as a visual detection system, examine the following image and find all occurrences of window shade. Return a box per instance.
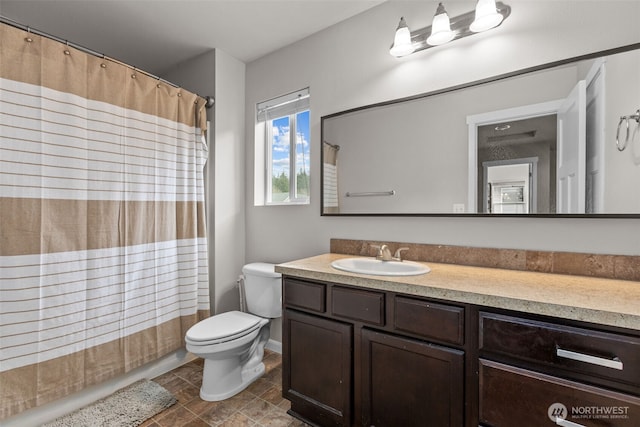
[257,87,309,122]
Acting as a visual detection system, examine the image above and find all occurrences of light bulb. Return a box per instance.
[427,3,455,46]
[470,0,504,33]
[389,17,415,57]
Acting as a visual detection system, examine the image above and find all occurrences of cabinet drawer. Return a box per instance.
[332,286,384,325]
[284,278,326,313]
[479,312,640,391]
[480,359,640,427]
[394,296,464,345]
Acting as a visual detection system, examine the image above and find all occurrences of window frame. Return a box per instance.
[258,88,310,206]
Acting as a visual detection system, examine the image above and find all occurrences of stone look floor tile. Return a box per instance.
[153,371,178,386]
[160,375,191,395]
[184,397,221,417]
[147,351,304,427]
[181,418,211,427]
[246,377,273,396]
[259,408,298,427]
[260,386,285,407]
[154,404,197,427]
[174,382,200,404]
[277,399,291,412]
[240,397,274,422]
[264,367,282,384]
[139,418,161,427]
[217,411,256,427]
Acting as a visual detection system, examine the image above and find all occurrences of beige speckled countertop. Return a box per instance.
[276,253,640,331]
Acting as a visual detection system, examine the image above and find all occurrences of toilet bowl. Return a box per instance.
[185,263,282,401]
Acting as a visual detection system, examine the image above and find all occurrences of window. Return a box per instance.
[256,88,310,205]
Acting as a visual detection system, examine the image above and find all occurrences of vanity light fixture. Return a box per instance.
[389,1,511,57]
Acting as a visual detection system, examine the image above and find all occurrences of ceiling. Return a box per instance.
[478,115,557,150]
[0,0,384,76]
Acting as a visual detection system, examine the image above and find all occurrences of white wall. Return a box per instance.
[604,49,640,212]
[212,50,247,313]
[245,0,640,287]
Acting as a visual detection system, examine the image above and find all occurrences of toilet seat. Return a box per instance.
[186,311,263,345]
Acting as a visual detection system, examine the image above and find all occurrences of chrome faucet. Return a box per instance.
[370,244,409,261]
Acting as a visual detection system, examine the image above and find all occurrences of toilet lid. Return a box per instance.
[242,262,281,278]
[186,311,262,343]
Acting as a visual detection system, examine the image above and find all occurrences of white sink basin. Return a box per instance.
[330,257,430,276]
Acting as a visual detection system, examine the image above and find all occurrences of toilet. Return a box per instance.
[185,262,282,401]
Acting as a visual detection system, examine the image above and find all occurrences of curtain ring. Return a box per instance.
[616,116,629,152]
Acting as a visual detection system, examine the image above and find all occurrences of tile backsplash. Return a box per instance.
[330,239,640,282]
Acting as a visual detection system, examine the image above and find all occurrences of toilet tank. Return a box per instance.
[242,263,282,318]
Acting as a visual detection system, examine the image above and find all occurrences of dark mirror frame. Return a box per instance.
[320,42,640,218]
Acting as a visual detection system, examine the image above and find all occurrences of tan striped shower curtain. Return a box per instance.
[0,23,210,419]
[323,141,339,213]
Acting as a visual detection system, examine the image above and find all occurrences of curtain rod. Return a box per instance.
[323,140,340,151]
[0,15,215,108]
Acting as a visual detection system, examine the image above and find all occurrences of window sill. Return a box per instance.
[263,200,310,207]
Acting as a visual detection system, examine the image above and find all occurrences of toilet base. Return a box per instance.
[197,322,271,402]
[199,361,266,401]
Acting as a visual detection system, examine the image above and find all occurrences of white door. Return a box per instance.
[557,80,586,213]
[585,59,606,213]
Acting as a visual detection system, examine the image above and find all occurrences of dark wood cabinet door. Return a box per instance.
[360,329,465,427]
[283,308,353,426]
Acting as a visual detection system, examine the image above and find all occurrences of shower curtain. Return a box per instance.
[323,141,340,213]
[0,23,210,419]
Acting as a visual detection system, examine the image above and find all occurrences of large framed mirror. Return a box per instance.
[321,43,640,217]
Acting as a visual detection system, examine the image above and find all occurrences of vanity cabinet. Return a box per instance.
[282,276,467,427]
[478,312,640,427]
[278,254,640,427]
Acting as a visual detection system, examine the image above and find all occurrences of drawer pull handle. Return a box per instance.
[555,417,586,427]
[556,348,623,370]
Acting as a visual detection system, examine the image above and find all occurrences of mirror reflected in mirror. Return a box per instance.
[321,44,640,216]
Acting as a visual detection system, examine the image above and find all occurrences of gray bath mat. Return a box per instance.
[42,379,176,427]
